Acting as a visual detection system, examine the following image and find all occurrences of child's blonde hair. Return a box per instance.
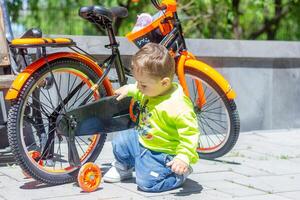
[131,43,175,79]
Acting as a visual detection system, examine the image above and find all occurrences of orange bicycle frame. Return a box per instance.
[176,51,236,108]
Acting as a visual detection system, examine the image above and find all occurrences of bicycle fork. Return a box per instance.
[177,52,207,109]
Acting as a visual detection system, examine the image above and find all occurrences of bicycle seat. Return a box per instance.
[79,5,128,23]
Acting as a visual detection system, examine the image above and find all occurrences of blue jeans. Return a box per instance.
[112,129,185,192]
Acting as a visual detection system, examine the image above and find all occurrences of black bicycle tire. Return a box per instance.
[7,58,109,184]
[184,67,240,159]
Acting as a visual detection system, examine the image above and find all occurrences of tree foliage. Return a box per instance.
[6,0,300,40]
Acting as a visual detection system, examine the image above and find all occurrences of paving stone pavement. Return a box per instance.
[0,129,299,200]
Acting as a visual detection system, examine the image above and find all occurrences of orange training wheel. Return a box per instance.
[78,162,102,192]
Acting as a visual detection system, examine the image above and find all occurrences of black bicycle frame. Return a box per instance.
[158,11,187,55]
[44,8,187,166]
[45,23,134,166]
[173,12,187,51]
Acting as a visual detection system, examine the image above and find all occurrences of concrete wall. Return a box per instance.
[182,39,300,131]
[13,36,300,132]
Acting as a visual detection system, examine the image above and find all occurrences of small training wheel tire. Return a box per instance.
[78,162,102,192]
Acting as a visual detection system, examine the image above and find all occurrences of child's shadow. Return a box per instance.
[171,179,203,196]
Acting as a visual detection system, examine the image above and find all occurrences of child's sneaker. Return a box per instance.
[103,161,133,183]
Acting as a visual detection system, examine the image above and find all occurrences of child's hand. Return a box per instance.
[114,85,129,101]
[166,158,189,175]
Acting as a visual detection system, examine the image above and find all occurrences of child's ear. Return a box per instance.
[161,77,171,87]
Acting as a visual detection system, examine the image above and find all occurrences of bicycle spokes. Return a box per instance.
[194,79,206,108]
[185,73,230,153]
[20,67,103,173]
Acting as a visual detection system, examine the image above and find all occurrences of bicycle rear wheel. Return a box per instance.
[183,66,240,159]
[7,58,110,184]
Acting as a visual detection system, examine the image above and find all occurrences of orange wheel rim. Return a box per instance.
[78,162,102,192]
[197,142,223,151]
[80,135,99,162]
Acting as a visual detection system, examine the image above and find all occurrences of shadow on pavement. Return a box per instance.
[172,179,203,196]
[20,180,61,190]
[202,158,241,165]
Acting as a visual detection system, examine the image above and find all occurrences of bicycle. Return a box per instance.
[5,0,240,191]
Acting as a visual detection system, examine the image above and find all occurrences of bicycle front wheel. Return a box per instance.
[183,66,240,159]
[7,58,111,184]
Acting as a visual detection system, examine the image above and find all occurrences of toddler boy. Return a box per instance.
[103,43,200,192]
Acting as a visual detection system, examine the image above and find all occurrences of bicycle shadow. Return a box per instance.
[201,158,241,165]
[20,180,58,190]
[20,179,106,192]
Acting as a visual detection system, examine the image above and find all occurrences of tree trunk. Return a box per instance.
[249,0,287,40]
[267,0,282,40]
[232,0,241,39]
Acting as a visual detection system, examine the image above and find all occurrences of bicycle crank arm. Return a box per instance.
[56,96,134,137]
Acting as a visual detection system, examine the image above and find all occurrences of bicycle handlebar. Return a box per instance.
[151,0,177,12]
[151,0,166,10]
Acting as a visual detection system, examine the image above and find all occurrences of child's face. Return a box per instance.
[133,71,171,97]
